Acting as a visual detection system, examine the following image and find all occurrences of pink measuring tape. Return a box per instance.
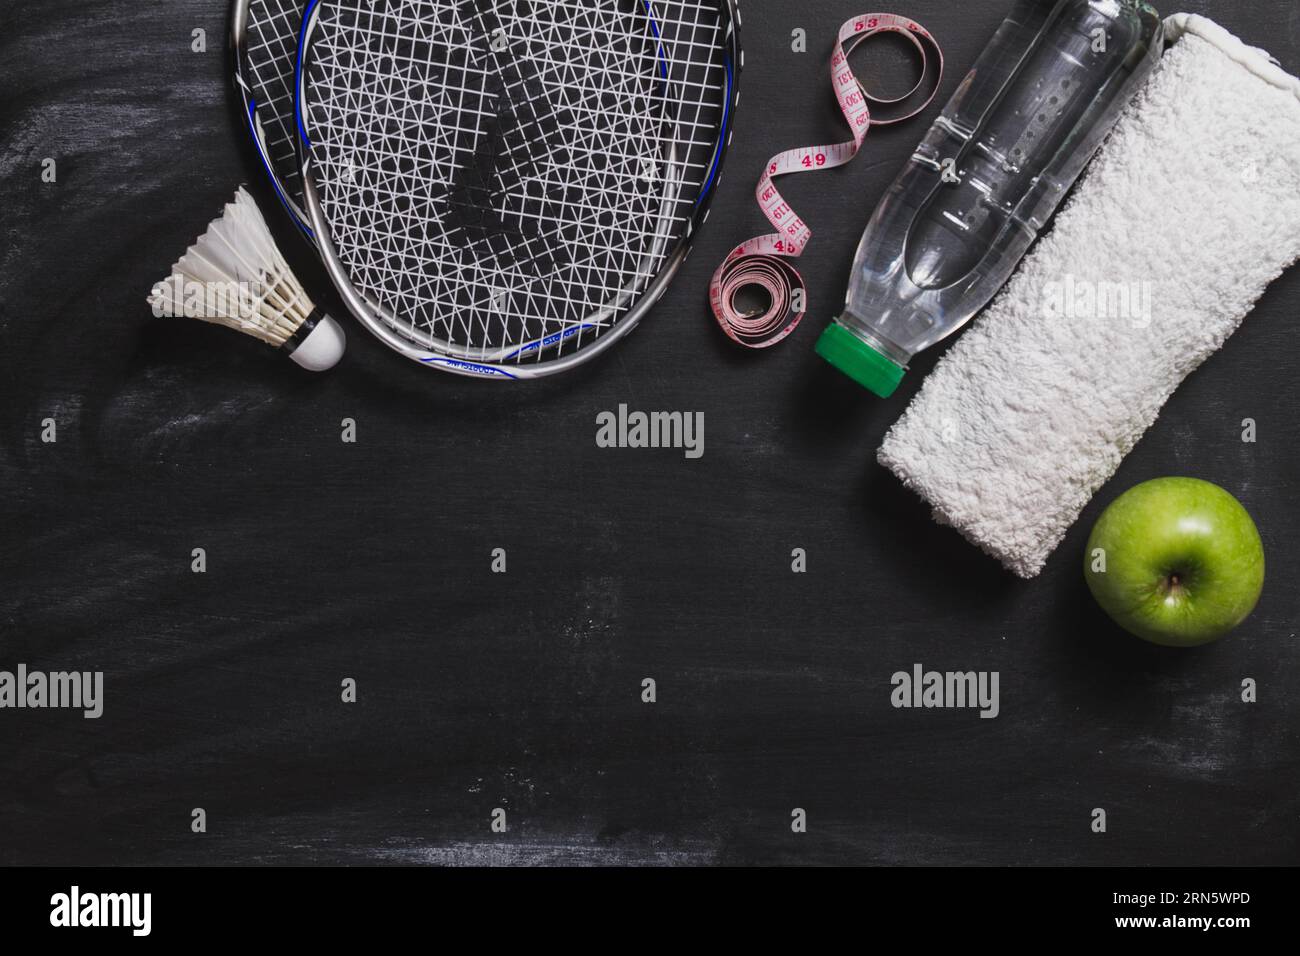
[709,13,944,348]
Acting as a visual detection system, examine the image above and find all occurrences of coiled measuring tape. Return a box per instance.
[709,13,943,348]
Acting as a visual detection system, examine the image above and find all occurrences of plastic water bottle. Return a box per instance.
[816,0,1164,397]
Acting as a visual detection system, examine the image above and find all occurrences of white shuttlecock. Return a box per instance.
[148,187,345,371]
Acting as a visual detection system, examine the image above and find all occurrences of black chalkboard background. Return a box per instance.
[1,0,1297,867]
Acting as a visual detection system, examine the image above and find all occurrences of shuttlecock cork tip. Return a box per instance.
[285,313,346,372]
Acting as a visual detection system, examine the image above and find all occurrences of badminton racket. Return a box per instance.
[296,0,741,379]
[231,0,313,233]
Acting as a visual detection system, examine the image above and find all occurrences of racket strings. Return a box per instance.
[305,0,727,362]
[244,0,309,212]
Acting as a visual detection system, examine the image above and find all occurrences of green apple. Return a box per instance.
[1084,477,1265,647]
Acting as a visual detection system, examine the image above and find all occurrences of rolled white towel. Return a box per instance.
[878,14,1300,579]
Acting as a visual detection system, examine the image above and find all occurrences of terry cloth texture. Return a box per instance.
[878,14,1300,578]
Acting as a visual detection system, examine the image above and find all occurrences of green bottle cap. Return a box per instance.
[814,321,906,397]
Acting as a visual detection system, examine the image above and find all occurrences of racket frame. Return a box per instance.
[230,0,314,236]
[294,0,742,379]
